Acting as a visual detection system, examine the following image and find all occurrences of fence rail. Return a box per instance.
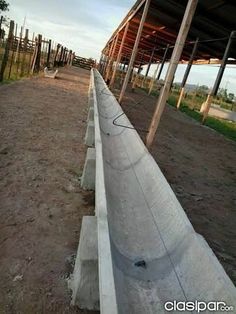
[0,16,76,82]
[73,56,96,70]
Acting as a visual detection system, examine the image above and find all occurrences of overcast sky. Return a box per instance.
[6,0,236,94]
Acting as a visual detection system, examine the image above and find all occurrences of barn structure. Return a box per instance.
[99,0,236,146]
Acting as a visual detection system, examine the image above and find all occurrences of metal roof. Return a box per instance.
[102,0,236,66]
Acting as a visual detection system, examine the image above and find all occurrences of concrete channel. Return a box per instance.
[70,69,236,314]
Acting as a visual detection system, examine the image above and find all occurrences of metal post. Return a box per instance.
[202,30,236,122]
[146,0,198,148]
[119,0,151,103]
[177,38,199,109]
[110,21,130,87]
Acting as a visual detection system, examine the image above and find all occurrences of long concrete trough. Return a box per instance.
[70,69,236,313]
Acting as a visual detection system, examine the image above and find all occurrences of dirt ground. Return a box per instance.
[116,85,236,285]
[0,67,97,313]
[0,68,235,314]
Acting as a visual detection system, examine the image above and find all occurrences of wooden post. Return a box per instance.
[145,46,156,77]
[8,22,18,79]
[67,49,72,66]
[99,54,104,74]
[202,30,236,122]
[156,45,169,81]
[20,28,29,77]
[16,26,23,78]
[110,22,130,87]
[46,39,52,67]
[105,34,119,82]
[102,45,111,77]
[62,47,67,65]
[58,46,64,65]
[0,20,14,82]
[132,51,144,90]
[54,44,60,66]
[146,0,198,148]
[177,38,199,109]
[119,0,151,103]
[0,15,3,42]
[28,32,35,74]
[34,34,42,72]
[148,62,160,95]
[104,40,115,79]
[71,52,75,66]
[98,53,103,71]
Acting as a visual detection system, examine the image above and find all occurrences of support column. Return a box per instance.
[132,51,144,90]
[105,34,119,83]
[110,21,130,87]
[177,38,199,109]
[201,30,236,122]
[148,62,160,95]
[156,44,169,81]
[98,53,103,72]
[104,41,115,79]
[102,46,110,78]
[119,0,151,103]
[146,0,198,148]
[100,53,106,76]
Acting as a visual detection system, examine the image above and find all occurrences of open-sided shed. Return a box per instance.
[102,0,236,66]
[100,0,236,147]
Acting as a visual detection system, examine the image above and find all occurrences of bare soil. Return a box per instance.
[0,67,97,313]
[1,69,235,313]
[117,85,236,286]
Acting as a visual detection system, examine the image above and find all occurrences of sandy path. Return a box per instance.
[0,67,97,313]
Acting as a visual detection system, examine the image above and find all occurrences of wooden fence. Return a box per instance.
[72,56,96,70]
[0,17,76,82]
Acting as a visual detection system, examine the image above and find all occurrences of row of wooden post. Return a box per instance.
[0,18,75,82]
[98,0,235,147]
[98,0,198,148]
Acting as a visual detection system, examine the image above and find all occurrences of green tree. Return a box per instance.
[0,0,9,38]
[0,0,9,12]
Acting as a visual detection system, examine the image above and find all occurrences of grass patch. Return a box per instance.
[168,95,236,142]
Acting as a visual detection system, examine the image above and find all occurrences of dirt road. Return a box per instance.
[0,67,97,313]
